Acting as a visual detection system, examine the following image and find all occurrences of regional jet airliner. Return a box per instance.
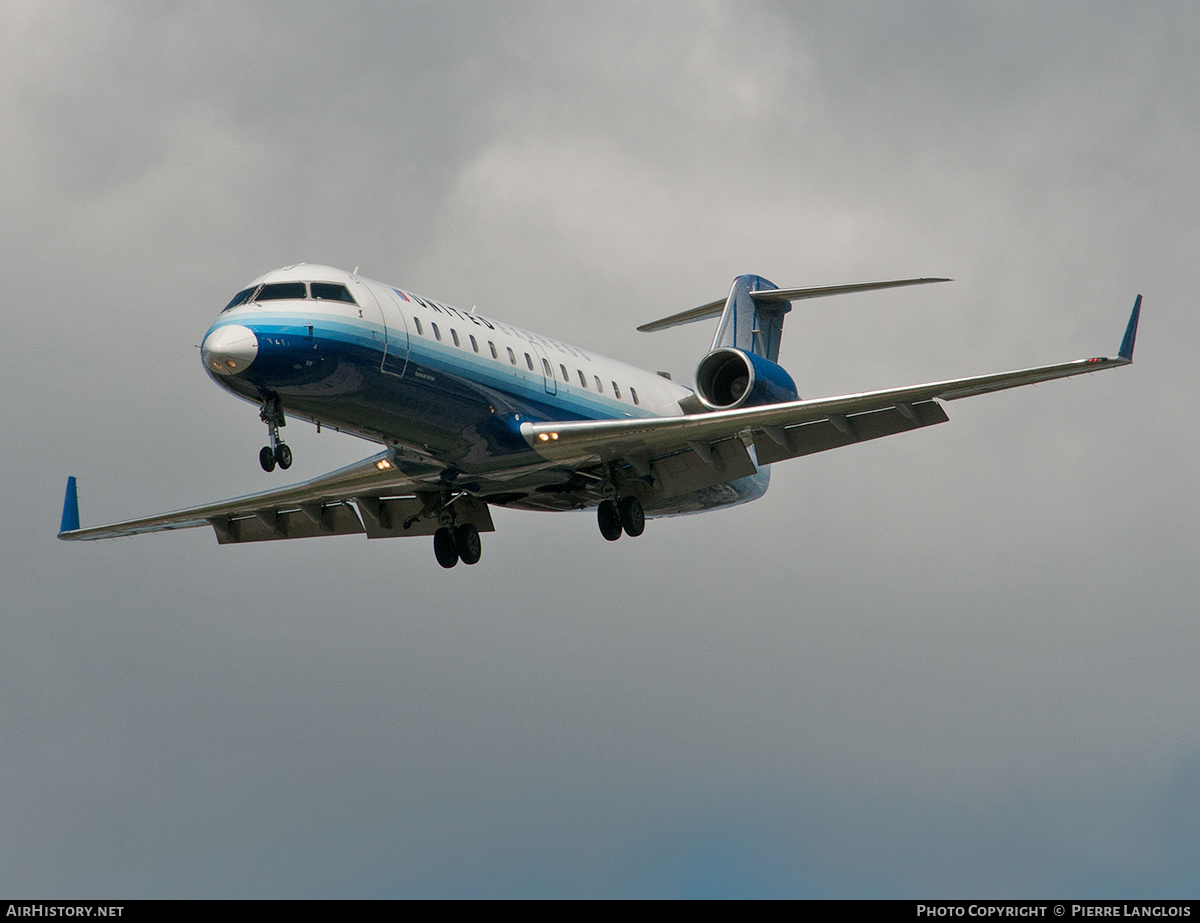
[58,265,1140,567]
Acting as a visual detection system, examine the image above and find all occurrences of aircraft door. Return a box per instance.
[345,276,394,373]
[371,283,410,377]
[529,339,557,396]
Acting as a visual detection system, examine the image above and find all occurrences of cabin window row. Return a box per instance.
[398,289,501,334]
[398,290,594,362]
[411,316,639,404]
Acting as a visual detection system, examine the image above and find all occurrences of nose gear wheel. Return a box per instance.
[258,396,291,472]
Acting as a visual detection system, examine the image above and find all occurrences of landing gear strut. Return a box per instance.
[429,489,483,568]
[258,396,291,472]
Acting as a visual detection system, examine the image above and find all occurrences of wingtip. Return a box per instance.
[59,476,80,536]
[1118,294,1141,363]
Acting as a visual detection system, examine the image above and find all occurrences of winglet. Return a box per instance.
[59,477,80,535]
[1118,295,1141,362]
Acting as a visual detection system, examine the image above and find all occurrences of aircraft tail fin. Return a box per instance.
[638,277,951,363]
[711,274,789,362]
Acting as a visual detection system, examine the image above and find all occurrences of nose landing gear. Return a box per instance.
[258,396,292,472]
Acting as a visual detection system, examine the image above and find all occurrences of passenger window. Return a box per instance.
[578,370,587,388]
[413,317,423,335]
[612,382,621,399]
[560,364,569,382]
[507,347,516,365]
[525,353,534,371]
[470,335,479,353]
[631,387,640,405]
[256,282,307,301]
[594,376,604,393]
[489,341,498,359]
[432,323,442,341]
[451,329,460,347]
[542,358,553,377]
[310,282,356,304]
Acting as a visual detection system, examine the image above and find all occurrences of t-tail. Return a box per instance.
[638,274,951,411]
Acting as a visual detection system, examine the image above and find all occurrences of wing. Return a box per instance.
[523,297,1141,488]
[58,451,494,545]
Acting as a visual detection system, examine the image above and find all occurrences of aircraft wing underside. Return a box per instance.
[58,451,495,545]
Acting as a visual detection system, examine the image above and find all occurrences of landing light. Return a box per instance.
[375,459,393,470]
[225,359,237,369]
[537,432,560,442]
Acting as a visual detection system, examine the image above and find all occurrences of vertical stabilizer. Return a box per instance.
[711,275,790,362]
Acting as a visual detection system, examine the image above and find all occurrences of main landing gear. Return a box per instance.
[597,494,645,541]
[258,396,292,472]
[433,522,481,569]
[427,489,483,569]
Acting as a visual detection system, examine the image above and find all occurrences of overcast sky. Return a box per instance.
[4,1,1198,898]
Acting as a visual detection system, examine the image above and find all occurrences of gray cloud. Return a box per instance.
[3,0,1196,897]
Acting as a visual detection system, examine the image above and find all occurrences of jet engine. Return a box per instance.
[693,347,799,411]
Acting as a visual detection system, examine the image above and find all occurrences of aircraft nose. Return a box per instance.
[202,324,258,375]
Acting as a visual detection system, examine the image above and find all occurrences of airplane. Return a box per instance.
[57,264,1141,568]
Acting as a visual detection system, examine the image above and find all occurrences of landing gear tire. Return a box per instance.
[259,445,276,472]
[618,496,645,537]
[455,523,482,565]
[433,527,459,568]
[597,499,622,541]
[274,443,293,470]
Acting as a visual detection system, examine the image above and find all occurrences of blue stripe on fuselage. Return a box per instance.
[204,312,657,457]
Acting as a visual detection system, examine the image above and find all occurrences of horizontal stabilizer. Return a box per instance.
[638,277,950,333]
[748,277,951,304]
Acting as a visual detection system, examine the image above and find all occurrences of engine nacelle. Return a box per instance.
[694,347,799,411]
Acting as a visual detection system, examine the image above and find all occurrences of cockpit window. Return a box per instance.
[256,282,308,301]
[222,287,256,312]
[310,282,357,304]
